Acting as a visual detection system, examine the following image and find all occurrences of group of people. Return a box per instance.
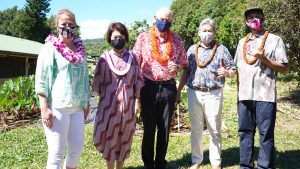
[35,6,288,169]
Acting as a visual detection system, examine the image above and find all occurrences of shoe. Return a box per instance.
[211,164,221,169]
[189,163,200,169]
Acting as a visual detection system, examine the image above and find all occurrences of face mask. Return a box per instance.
[58,26,76,39]
[111,38,126,50]
[155,19,172,32]
[247,18,263,30]
[199,32,214,43]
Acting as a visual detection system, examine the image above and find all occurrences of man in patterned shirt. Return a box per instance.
[234,7,289,169]
[132,7,188,169]
[177,18,235,169]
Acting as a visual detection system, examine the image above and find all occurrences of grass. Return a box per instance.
[0,79,299,169]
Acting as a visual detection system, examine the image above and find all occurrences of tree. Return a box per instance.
[128,19,149,49]
[46,15,57,35]
[256,0,300,81]
[13,0,51,43]
[0,7,19,36]
[170,0,299,78]
[170,0,203,48]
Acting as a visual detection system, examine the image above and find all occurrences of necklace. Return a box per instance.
[105,50,132,76]
[194,41,218,68]
[45,34,85,64]
[243,31,269,65]
[150,25,172,64]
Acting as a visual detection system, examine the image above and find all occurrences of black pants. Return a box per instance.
[141,79,177,169]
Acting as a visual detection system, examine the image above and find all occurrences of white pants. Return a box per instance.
[187,88,223,166]
[43,107,84,169]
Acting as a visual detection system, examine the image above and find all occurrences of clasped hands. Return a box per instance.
[168,61,179,74]
[248,48,266,60]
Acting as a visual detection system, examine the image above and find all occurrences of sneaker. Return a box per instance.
[211,164,221,169]
[189,163,200,169]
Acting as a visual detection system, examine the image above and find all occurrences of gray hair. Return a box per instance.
[199,18,216,31]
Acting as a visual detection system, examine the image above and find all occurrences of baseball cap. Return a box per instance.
[244,7,264,18]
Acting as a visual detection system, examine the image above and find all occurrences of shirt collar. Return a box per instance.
[110,49,128,58]
[154,27,168,42]
[249,29,266,40]
[200,41,216,49]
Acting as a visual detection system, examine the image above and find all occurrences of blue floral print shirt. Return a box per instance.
[184,42,236,89]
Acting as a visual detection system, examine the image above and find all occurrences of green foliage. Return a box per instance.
[170,0,203,48]
[256,0,300,82]
[21,0,51,42]
[46,15,57,35]
[0,75,39,118]
[128,19,149,49]
[1,80,299,168]
[87,62,97,86]
[171,0,300,79]
[84,19,149,57]
[0,7,19,36]
[84,38,105,57]
[0,0,51,43]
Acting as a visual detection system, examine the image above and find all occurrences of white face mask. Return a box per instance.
[199,32,214,43]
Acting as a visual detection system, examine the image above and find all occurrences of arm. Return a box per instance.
[257,55,289,73]
[38,94,54,128]
[35,43,54,128]
[176,71,189,103]
[177,71,188,92]
[253,37,289,73]
[217,61,235,79]
[174,35,189,69]
[132,33,144,66]
[84,59,90,120]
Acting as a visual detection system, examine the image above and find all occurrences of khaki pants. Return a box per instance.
[187,88,223,166]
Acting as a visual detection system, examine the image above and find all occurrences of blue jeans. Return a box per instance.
[238,100,276,169]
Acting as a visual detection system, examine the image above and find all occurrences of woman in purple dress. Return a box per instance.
[93,22,144,169]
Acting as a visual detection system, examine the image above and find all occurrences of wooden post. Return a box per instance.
[25,57,28,76]
[177,104,180,132]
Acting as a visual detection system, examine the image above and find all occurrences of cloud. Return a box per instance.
[78,19,111,39]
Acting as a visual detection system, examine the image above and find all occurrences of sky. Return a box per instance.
[0,0,174,39]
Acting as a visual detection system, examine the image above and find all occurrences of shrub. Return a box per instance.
[0,75,39,119]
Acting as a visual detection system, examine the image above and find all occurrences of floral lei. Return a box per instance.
[194,41,218,68]
[243,31,269,65]
[104,50,133,76]
[45,34,86,64]
[150,25,172,64]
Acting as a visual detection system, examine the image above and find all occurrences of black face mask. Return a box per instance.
[111,38,126,50]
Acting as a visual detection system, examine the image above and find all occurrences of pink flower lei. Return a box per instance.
[45,34,86,64]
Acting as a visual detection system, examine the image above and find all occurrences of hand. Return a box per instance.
[217,61,228,78]
[248,49,265,60]
[135,99,141,115]
[168,61,178,74]
[41,108,54,128]
[84,107,89,121]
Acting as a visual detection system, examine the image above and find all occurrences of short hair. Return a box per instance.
[106,22,129,44]
[199,18,216,31]
[55,8,76,26]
